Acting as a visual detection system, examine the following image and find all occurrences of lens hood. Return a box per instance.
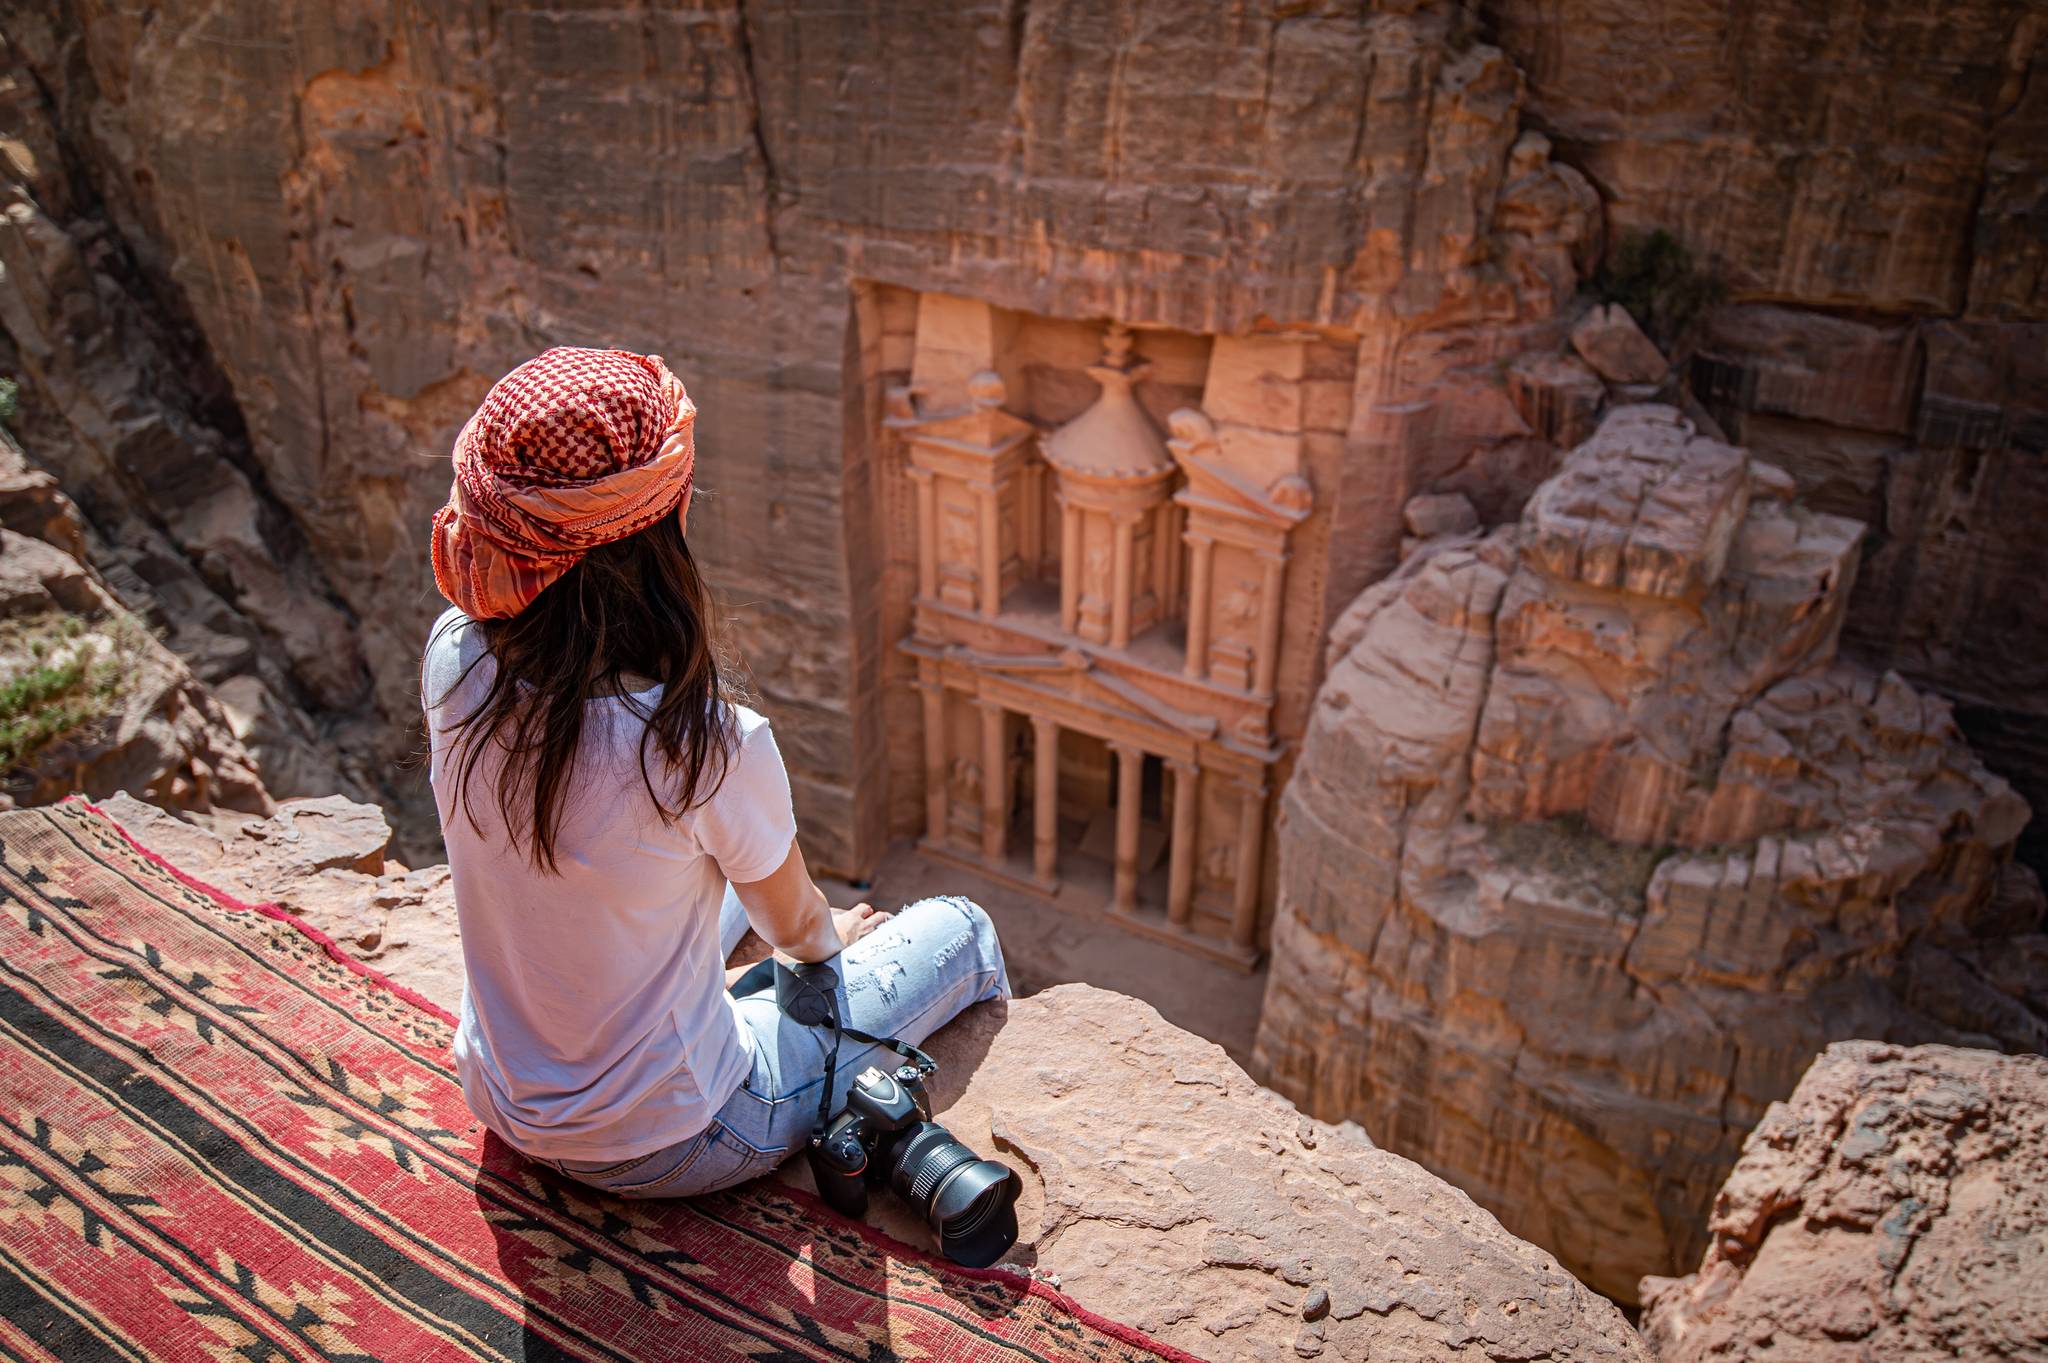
[930,1158,1022,1268]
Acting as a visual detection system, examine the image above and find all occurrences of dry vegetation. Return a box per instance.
[0,610,139,770]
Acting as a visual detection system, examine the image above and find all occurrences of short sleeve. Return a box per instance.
[693,712,798,884]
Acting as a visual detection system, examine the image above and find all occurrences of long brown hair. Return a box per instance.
[434,511,743,872]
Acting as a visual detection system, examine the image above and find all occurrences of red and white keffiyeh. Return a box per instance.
[430,347,697,619]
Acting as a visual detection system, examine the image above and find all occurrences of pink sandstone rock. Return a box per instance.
[1571,304,1668,386]
[1254,404,2044,1303]
[1640,1041,2048,1363]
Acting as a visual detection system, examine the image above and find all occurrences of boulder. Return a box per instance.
[103,792,1648,1363]
[1641,1042,2048,1363]
[1254,405,2045,1302]
[1571,304,1668,385]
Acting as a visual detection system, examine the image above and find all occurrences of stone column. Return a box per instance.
[1112,741,1144,913]
[920,680,948,845]
[1183,533,1214,679]
[1031,713,1059,886]
[911,468,938,602]
[1166,759,1200,926]
[1110,512,1137,648]
[1230,781,1267,950]
[1253,551,1286,697]
[979,699,1007,865]
[1059,499,1081,634]
[977,483,1002,617]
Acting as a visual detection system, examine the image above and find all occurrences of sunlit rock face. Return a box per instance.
[1253,404,2045,1303]
[1641,1041,2048,1363]
[5,0,2040,876]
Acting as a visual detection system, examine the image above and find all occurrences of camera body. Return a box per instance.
[808,1062,930,1211]
[806,1062,1022,1268]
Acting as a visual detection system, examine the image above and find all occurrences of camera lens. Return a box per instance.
[887,1122,1021,1268]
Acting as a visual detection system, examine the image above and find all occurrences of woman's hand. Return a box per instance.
[732,842,890,964]
[833,902,890,950]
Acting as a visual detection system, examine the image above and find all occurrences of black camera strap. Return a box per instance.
[770,957,935,1146]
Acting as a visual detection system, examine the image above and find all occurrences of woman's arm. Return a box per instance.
[731,838,889,964]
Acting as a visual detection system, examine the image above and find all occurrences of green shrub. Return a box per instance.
[0,613,135,770]
[1594,229,1724,347]
[0,377,17,427]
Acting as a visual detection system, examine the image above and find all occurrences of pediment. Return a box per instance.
[946,645,1218,739]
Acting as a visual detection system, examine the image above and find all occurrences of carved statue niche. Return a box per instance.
[1167,408,1313,701]
[887,370,1038,621]
[1041,323,1180,649]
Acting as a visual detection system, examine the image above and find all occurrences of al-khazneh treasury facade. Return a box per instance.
[869,290,1349,967]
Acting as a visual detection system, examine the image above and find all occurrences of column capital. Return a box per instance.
[1167,756,1202,777]
[1029,711,1059,734]
[974,695,1007,715]
[1109,738,1147,762]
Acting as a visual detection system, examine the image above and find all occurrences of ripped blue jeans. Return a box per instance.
[549,890,1009,1198]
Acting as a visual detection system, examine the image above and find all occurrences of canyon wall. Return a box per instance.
[1254,404,2046,1302]
[5,0,2040,875]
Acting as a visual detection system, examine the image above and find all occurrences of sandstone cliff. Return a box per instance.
[3,1,2040,880]
[1641,1041,2048,1363]
[1253,404,2045,1302]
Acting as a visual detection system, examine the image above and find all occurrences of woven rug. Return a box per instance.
[0,801,1204,1363]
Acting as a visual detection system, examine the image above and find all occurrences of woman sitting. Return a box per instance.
[422,346,1008,1197]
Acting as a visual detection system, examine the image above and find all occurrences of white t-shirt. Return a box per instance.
[422,607,796,1161]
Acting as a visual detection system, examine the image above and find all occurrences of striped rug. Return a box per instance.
[0,800,1203,1363]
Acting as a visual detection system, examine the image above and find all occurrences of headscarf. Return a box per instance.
[430,346,698,619]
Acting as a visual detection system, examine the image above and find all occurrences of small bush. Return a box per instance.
[0,613,135,770]
[0,377,16,427]
[1595,230,1724,348]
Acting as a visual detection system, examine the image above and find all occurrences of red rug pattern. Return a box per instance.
[0,801,1203,1363]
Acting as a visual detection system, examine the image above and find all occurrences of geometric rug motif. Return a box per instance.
[0,801,1204,1362]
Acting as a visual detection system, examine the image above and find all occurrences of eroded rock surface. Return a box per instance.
[1254,404,2045,1302]
[1641,1042,2048,1363]
[106,791,1648,1363]
[104,790,463,1009]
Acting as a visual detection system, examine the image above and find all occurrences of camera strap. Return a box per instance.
[771,957,935,1146]
[810,1021,935,1147]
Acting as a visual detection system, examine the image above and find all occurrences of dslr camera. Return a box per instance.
[732,953,1022,1268]
[807,1061,1021,1268]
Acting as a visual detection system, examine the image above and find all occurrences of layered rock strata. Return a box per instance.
[8,1,2037,880]
[108,790,1649,1363]
[1254,404,2044,1302]
[1641,1042,2048,1363]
